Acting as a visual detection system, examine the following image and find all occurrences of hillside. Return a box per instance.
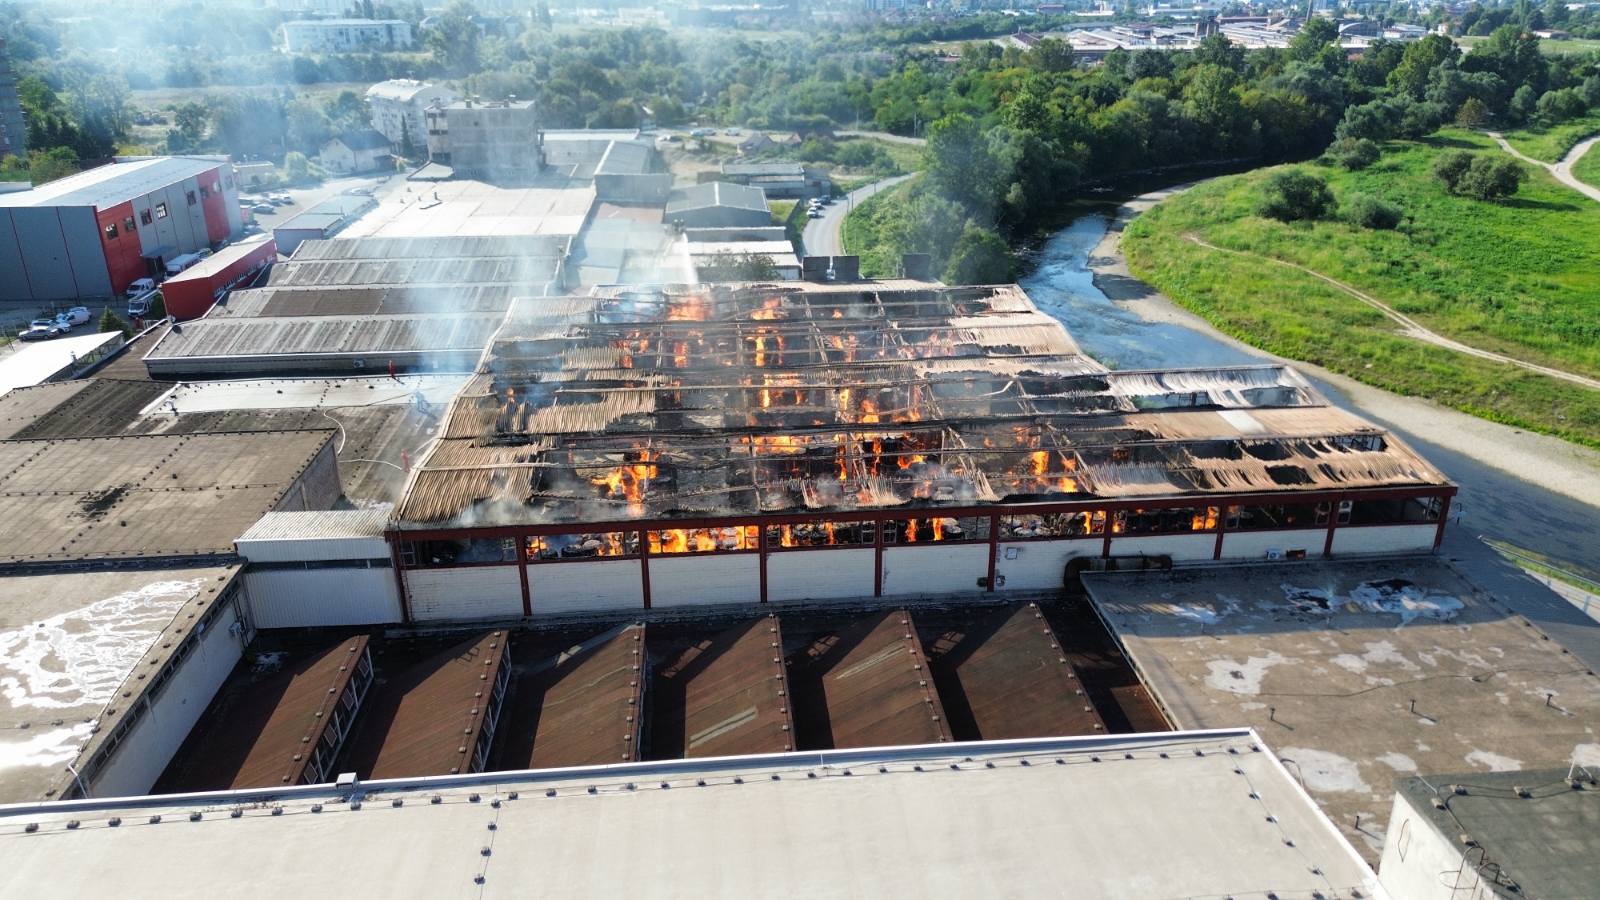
[1123,129,1600,447]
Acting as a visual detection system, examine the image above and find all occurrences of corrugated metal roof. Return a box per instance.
[0,157,223,210]
[666,182,768,215]
[0,332,124,397]
[237,508,390,543]
[721,162,804,177]
[144,314,504,361]
[513,624,646,768]
[162,235,275,285]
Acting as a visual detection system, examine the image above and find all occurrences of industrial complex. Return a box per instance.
[0,120,1595,900]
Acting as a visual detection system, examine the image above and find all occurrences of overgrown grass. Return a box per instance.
[1500,112,1600,162]
[841,180,914,278]
[839,137,925,174]
[1122,129,1600,448]
[1573,141,1600,189]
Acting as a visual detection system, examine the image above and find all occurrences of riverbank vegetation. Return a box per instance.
[1122,129,1600,447]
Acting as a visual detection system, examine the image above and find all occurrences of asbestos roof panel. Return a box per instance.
[807,610,951,750]
[144,314,505,361]
[346,632,510,780]
[512,624,646,768]
[0,157,222,209]
[236,508,391,543]
[650,615,795,759]
[936,601,1106,740]
[209,284,517,319]
[666,182,768,214]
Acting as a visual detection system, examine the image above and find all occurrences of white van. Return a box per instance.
[165,252,203,277]
[125,277,156,298]
[54,307,90,330]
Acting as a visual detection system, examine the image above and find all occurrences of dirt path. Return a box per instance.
[1088,188,1600,514]
[1488,131,1600,203]
[1182,234,1600,391]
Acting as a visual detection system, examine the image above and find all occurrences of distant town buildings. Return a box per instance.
[280,19,414,54]
[318,129,393,176]
[365,79,458,154]
[424,98,542,180]
[0,38,26,160]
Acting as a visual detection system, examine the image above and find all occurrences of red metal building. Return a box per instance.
[160,235,278,320]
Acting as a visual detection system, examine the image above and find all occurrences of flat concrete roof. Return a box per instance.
[0,731,1381,899]
[1084,558,1600,862]
[0,564,239,803]
[1394,769,1600,899]
[0,332,123,398]
[338,176,595,240]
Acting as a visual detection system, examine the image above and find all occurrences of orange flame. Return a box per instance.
[750,296,782,320]
[780,525,795,547]
[905,519,918,543]
[1031,449,1049,477]
[859,398,880,424]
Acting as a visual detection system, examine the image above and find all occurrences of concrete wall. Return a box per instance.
[994,539,1100,592]
[530,560,643,615]
[649,554,760,607]
[768,549,874,602]
[1331,524,1436,556]
[1377,792,1496,900]
[881,544,990,598]
[85,593,247,798]
[244,567,401,628]
[1217,529,1326,561]
[406,566,523,621]
[1108,533,1217,560]
[278,441,341,513]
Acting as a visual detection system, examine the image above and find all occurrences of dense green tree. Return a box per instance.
[1388,35,1459,99]
[942,224,1012,284]
[1256,169,1335,221]
[925,114,995,216]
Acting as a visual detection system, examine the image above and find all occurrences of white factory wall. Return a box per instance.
[86,598,247,799]
[649,554,760,607]
[767,549,874,602]
[1376,792,1496,900]
[406,566,523,621]
[1217,529,1326,561]
[1330,524,1436,556]
[994,540,1100,592]
[1108,533,1217,561]
[881,544,989,598]
[530,561,644,615]
[236,535,389,563]
[244,568,401,628]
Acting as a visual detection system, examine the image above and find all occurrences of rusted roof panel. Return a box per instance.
[810,609,950,749]
[650,615,793,759]
[518,624,645,768]
[348,632,509,780]
[938,602,1105,740]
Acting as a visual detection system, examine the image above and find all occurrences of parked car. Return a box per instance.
[251,203,275,215]
[128,294,154,319]
[125,277,157,299]
[18,319,64,341]
[724,127,742,135]
[689,127,714,137]
[807,208,824,218]
[269,194,292,205]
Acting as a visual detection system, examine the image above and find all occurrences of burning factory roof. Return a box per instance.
[392,282,1448,530]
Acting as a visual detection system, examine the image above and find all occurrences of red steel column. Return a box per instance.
[387,535,411,625]
[873,519,884,597]
[986,513,1000,592]
[1433,494,1452,551]
[516,532,532,617]
[1213,507,1230,561]
[758,525,769,604]
[1322,498,1340,560]
[639,529,652,610]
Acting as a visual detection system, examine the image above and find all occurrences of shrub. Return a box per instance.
[1256,170,1335,222]
[1329,137,1381,171]
[1432,150,1475,192]
[1535,88,1587,123]
[1455,156,1525,200]
[1343,193,1403,230]
[1455,97,1488,128]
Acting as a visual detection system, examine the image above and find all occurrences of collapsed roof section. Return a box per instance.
[394,282,1449,528]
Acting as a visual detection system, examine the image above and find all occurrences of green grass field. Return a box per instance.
[1456,35,1600,55]
[1574,140,1600,188]
[1500,112,1600,162]
[1122,129,1600,447]
[841,180,915,278]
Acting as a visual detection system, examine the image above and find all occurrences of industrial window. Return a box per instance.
[999,511,1103,540]
[124,215,135,232]
[528,531,638,561]
[140,209,153,225]
[405,537,517,567]
[1346,497,1441,526]
[884,516,989,544]
[199,185,210,200]
[103,222,118,240]
[1112,506,1219,536]
[186,190,196,206]
[155,202,168,219]
[648,526,758,554]
[1225,503,1329,531]
[767,520,874,549]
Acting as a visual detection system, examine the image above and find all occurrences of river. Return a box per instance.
[1020,209,1600,603]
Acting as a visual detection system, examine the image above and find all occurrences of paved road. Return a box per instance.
[802,174,916,258]
[836,129,927,147]
[1488,131,1600,202]
[1184,234,1600,391]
